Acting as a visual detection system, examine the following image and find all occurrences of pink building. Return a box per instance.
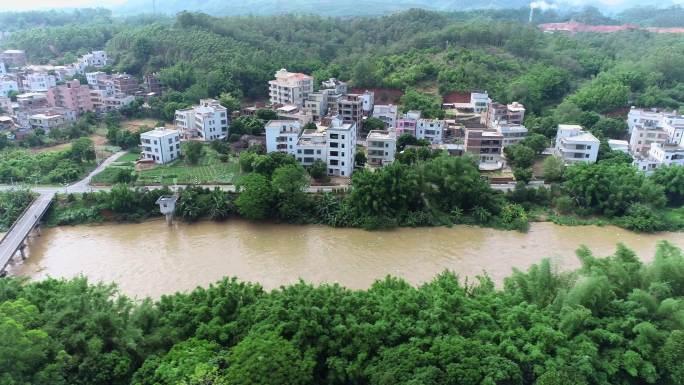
[396,110,421,137]
[47,80,94,116]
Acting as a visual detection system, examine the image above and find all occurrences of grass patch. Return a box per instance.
[117,151,140,163]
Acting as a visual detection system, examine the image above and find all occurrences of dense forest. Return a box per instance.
[1,242,683,384]
[4,7,683,137]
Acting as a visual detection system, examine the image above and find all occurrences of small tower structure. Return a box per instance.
[156,195,178,225]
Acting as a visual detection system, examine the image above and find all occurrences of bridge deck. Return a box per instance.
[0,192,54,272]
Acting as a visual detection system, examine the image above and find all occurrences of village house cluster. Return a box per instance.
[623,107,684,174]
[0,49,161,141]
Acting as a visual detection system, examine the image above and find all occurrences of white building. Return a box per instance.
[86,71,107,86]
[649,143,684,167]
[366,130,396,166]
[266,116,357,176]
[608,139,629,153]
[29,113,69,131]
[174,99,229,141]
[554,124,600,164]
[372,104,398,129]
[416,119,446,144]
[268,68,314,107]
[0,78,18,97]
[321,78,347,94]
[140,128,182,164]
[23,73,57,92]
[265,120,301,155]
[627,107,684,154]
[494,121,528,147]
[471,92,490,113]
[325,117,357,177]
[77,51,110,72]
[90,89,135,113]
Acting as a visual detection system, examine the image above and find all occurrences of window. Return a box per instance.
[169,146,173,152]
[330,159,339,165]
[329,151,338,157]
[317,150,321,155]
[297,149,301,154]
[330,133,339,139]
[304,149,314,155]
[329,142,338,148]
[341,152,345,157]
[168,138,173,144]
[341,135,345,139]
[176,144,180,149]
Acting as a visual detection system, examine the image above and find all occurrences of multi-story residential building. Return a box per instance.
[174,99,229,141]
[321,78,348,94]
[276,104,313,125]
[465,129,504,169]
[90,89,135,113]
[140,128,182,164]
[649,143,684,167]
[629,124,669,155]
[111,73,138,95]
[0,116,13,130]
[268,68,313,107]
[396,111,421,137]
[325,117,357,177]
[46,80,94,116]
[372,104,398,129]
[22,73,57,92]
[76,51,110,72]
[1,50,26,67]
[86,71,108,86]
[358,90,374,115]
[0,96,11,113]
[304,90,329,121]
[337,94,364,126]
[366,130,396,166]
[29,113,68,131]
[145,73,162,95]
[266,116,357,176]
[416,119,445,144]
[485,101,526,128]
[628,107,664,134]
[296,129,328,167]
[265,120,301,155]
[554,124,600,164]
[471,92,490,113]
[0,76,18,97]
[494,121,528,147]
[608,139,629,153]
[16,92,48,110]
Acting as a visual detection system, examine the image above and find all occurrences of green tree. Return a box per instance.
[235,173,274,220]
[308,159,328,181]
[219,92,242,113]
[651,165,684,206]
[184,141,203,165]
[355,151,367,167]
[542,156,565,182]
[224,332,314,385]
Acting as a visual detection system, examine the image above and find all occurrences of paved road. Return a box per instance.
[0,192,54,273]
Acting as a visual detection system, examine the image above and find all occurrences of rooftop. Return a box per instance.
[141,127,180,138]
[367,130,395,140]
[563,133,599,143]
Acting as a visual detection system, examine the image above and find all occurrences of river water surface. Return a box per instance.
[10,220,684,298]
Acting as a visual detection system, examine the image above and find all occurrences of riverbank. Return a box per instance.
[11,219,684,299]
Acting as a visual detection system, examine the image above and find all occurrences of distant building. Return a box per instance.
[76,51,110,72]
[416,119,445,144]
[366,130,396,166]
[372,104,398,128]
[28,107,76,131]
[337,94,365,126]
[627,107,684,155]
[485,101,525,128]
[494,121,528,147]
[266,116,357,177]
[554,124,599,164]
[140,128,181,164]
[144,73,162,95]
[90,89,135,113]
[608,139,629,153]
[396,110,421,137]
[321,78,348,94]
[268,68,314,107]
[174,99,229,141]
[304,90,329,121]
[22,72,57,92]
[16,92,48,110]
[0,50,26,67]
[111,73,138,95]
[443,91,490,114]
[46,80,94,116]
[465,129,504,170]
[0,77,18,97]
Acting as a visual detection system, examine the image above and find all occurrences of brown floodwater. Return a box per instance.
[9,219,684,299]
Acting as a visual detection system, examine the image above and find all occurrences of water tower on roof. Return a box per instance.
[156,195,178,225]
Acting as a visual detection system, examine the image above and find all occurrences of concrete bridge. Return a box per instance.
[0,192,54,276]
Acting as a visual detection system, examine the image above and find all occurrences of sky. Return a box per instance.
[0,0,127,11]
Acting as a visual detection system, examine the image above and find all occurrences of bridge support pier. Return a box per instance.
[34,224,41,237]
[18,243,26,260]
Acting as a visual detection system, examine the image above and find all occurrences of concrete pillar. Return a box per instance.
[34,224,41,236]
[19,243,26,260]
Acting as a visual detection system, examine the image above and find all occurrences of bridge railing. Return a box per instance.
[0,193,52,246]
